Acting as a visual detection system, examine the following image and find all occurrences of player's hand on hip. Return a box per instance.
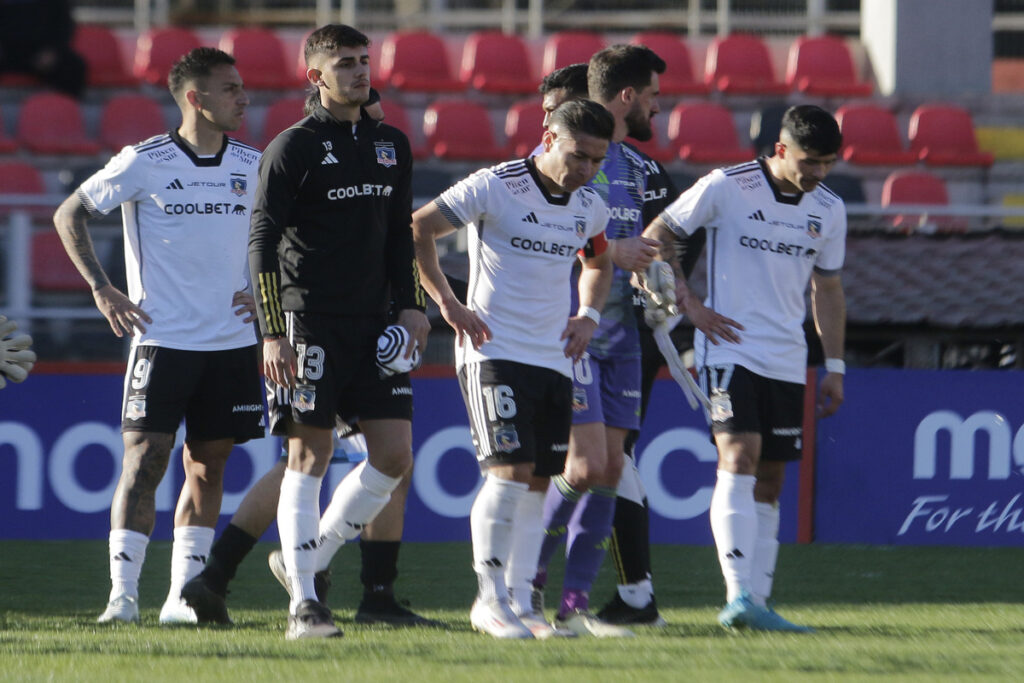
[610,236,660,272]
[232,290,258,324]
[561,316,597,362]
[817,371,844,417]
[396,308,431,358]
[93,284,152,338]
[685,299,743,345]
[263,337,297,389]
[440,300,491,350]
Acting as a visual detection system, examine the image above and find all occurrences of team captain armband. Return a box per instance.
[578,232,608,259]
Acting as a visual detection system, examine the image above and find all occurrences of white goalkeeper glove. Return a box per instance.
[636,261,678,327]
[0,316,36,389]
[375,324,421,378]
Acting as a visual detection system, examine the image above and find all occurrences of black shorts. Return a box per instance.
[701,364,805,462]
[267,312,413,436]
[121,344,264,443]
[458,360,572,477]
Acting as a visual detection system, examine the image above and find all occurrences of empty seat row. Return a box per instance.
[4,24,871,98]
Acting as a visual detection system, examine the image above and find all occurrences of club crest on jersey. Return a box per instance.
[492,424,521,453]
[575,218,586,238]
[572,387,589,413]
[807,217,823,239]
[125,398,146,420]
[293,385,316,413]
[375,142,397,167]
[230,174,247,196]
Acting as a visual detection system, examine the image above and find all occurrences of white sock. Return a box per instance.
[505,490,545,616]
[617,579,654,609]
[470,475,527,604]
[278,468,323,613]
[751,501,781,608]
[108,528,149,602]
[164,525,214,604]
[709,470,757,604]
[316,461,401,571]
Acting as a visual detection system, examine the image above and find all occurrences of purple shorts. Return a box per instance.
[570,352,641,430]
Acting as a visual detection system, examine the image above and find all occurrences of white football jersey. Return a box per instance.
[436,158,609,378]
[78,131,261,351]
[659,159,847,384]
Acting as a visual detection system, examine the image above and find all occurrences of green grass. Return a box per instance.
[2,541,1024,681]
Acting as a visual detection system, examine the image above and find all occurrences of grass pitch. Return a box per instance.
[2,541,1023,681]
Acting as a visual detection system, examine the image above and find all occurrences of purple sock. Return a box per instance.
[535,475,583,579]
[562,487,616,599]
[559,588,588,617]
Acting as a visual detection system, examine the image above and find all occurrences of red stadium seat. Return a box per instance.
[32,231,91,293]
[219,27,291,90]
[668,102,753,164]
[424,99,502,161]
[908,103,995,168]
[785,35,873,97]
[73,24,137,87]
[631,32,709,95]
[17,93,101,155]
[99,94,167,152]
[0,113,18,154]
[0,161,47,217]
[133,27,201,86]
[379,31,464,92]
[627,127,676,163]
[460,31,535,94]
[378,100,427,159]
[541,31,605,76]
[704,33,788,95]
[260,97,305,149]
[881,170,965,232]
[835,103,918,166]
[504,99,545,158]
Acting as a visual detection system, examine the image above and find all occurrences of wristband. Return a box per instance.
[824,358,845,375]
[577,306,601,326]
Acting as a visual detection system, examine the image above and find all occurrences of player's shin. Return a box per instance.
[709,470,758,603]
[506,490,546,616]
[470,475,527,603]
[752,501,781,608]
[316,461,399,571]
[278,469,323,612]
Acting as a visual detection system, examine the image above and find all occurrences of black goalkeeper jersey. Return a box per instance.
[249,104,425,338]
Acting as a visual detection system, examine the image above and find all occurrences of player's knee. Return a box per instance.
[368,448,412,479]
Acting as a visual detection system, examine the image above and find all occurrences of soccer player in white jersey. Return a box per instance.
[52,47,263,625]
[412,99,615,639]
[644,104,847,632]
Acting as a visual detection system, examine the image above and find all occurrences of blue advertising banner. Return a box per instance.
[815,368,1024,547]
[0,371,800,543]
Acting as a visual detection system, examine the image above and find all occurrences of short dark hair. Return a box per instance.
[167,47,236,100]
[304,24,369,66]
[548,99,615,141]
[588,44,665,103]
[539,63,589,99]
[781,105,843,155]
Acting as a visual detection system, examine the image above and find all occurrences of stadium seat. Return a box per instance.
[0,161,47,217]
[541,31,605,76]
[504,99,545,158]
[99,94,167,152]
[749,102,789,157]
[784,35,873,97]
[133,27,202,86]
[31,231,91,293]
[907,103,995,168]
[219,27,291,90]
[379,31,464,92]
[460,31,535,94]
[627,127,676,163]
[668,102,753,164]
[16,93,101,156]
[0,112,18,154]
[73,24,137,87]
[881,169,965,232]
[822,173,866,205]
[260,97,305,149]
[631,32,709,95]
[834,103,918,165]
[423,99,502,161]
[378,100,427,159]
[704,33,788,95]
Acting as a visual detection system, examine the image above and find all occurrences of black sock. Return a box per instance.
[610,497,652,586]
[360,539,400,595]
[203,524,258,595]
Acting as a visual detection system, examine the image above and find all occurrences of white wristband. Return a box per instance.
[825,358,846,375]
[577,306,601,326]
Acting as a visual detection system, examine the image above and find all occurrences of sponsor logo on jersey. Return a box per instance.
[510,237,578,257]
[391,387,413,396]
[522,212,539,224]
[551,442,569,452]
[578,189,593,208]
[228,147,259,165]
[162,202,238,216]
[748,209,766,222]
[608,206,642,223]
[327,184,393,200]
[492,424,521,453]
[187,181,226,188]
[125,398,146,420]
[232,403,263,413]
[147,147,179,163]
[621,390,641,398]
[230,174,247,196]
[807,216,823,239]
[738,235,811,257]
[322,152,339,165]
[165,178,184,190]
[644,186,668,202]
[738,176,764,191]
[231,204,246,215]
[375,142,397,167]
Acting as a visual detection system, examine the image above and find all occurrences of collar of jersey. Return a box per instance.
[170,128,228,167]
[525,157,571,206]
[757,156,804,207]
